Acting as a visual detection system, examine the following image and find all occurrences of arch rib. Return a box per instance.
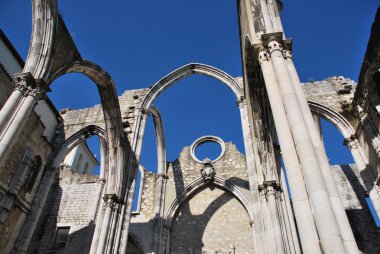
[308,101,355,138]
[165,176,254,227]
[48,60,130,197]
[141,63,244,110]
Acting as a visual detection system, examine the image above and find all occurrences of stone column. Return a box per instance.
[96,195,116,254]
[257,47,321,253]
[261,181,285,254]
[118,109,148,253]
[283,48,359,253]
[0,75,49,169]
[279,169,301,254]
[345,136,380,217]
[0,73,32,134]
[99,137,108,182]
[106,203,121,254]
[266,36,345,253]
[238,98,267,253]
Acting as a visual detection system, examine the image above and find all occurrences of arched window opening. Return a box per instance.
[24,156,41,192]
[153,75,244,162]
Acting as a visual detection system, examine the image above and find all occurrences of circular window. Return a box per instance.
[190,136,225,163]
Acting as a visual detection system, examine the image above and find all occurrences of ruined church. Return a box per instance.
[0,1,379,253]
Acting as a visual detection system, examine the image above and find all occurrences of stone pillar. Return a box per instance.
[261,181,285,254]
[238,98,267,253]
[279,169,301,254]
[106,203,121,254]
[345,136,380,217]
[0,74,49,169]
[257,47,321,253]
[266,36,345,253]
[99,137,108,182]
[96,195,116,254]
[118,109,148,253]
[283,48,359,253]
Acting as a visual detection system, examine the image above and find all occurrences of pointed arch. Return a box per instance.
[165,176,254,227]
[140,63,244,110]
[23,0,58,79]
[47,60,129,196]
[308,101,355,139]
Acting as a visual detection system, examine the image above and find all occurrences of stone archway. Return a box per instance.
[166,177,254,254]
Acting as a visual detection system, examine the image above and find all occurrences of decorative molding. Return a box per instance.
[190,135,226,164]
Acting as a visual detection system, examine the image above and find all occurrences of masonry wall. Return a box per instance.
[331,164,380,254]
[170,187,254,253]
[27,169,103,254]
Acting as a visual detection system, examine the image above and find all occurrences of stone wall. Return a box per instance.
[170,187,254,253]
[302,76,357,121]
[27,168,103,254]
[61,88,149,139]
[331,164,380,254]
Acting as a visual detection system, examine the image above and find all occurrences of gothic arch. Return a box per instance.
[24,0,58,80]
[165,176,254,227]
[140,63,244,110]
[49,125,107,173]
[149,106,167,175]
[47,60,129,196]
[308,101,355,139]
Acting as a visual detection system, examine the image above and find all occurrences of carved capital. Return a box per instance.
[103,194,117,208]
[343,136,359,150]
[259,180,281,200]
[282,49,292,59]
[257,48,271,63]
[236,96,247,108]
[138,108,150,118]
[267,38,283,54]
[13,72,49,99]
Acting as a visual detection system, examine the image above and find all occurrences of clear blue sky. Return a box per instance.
[1,0,379,224]
[0,1,378,168]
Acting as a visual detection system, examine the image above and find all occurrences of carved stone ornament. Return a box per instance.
[268,38,283,54]
[201,158,216,182]
[258,48,270,63]
[282,49,292,59]
[201,244,236,254]
[13,72,50,99]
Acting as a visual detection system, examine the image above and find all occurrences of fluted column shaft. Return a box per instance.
[267,38,345,253]
[238,99,267,253]
[0,73,48,169]
[263,182,285,254]
[257,48,320,253]
[96,195,115,254]
[284,49,359,253]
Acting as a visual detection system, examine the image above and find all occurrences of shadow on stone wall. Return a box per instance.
[26,181,96,254]
[169,159,252,253]
[341,164,380,254]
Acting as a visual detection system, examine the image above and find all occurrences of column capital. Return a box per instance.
[257,47,271,63]
[138,108,150,118]
[343,135,359,150]
[282,49,293,59]
[157,173,168,179]
[103,194,118,208]
[259,180,281,200]
[236,96,247,108]
[13,72,50,99]
[267,38,283,54]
